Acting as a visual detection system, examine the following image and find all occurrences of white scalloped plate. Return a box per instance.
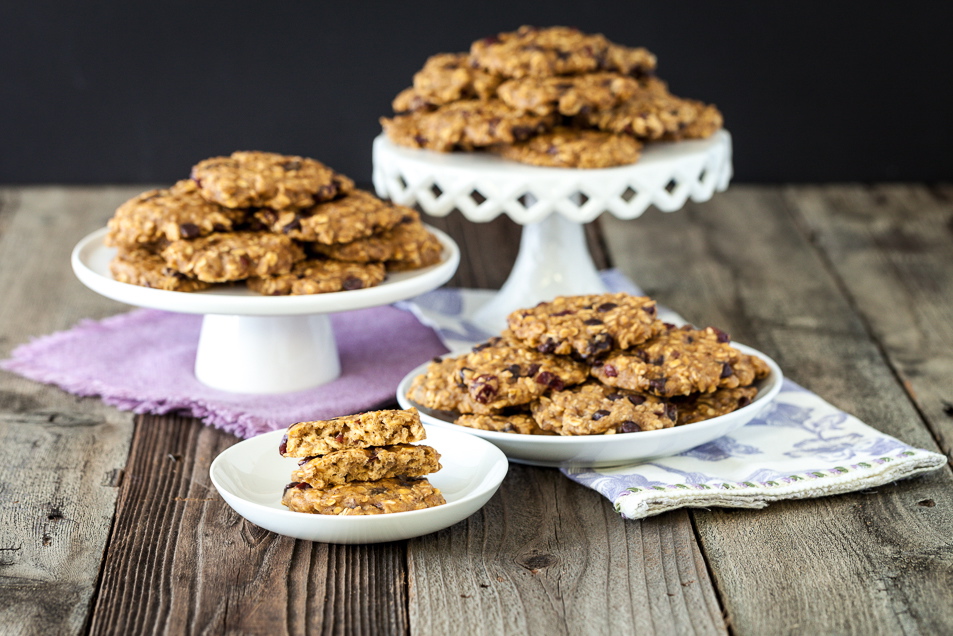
[396,343,783,468]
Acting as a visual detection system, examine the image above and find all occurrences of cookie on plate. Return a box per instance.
[471,26,611,78]
[281,477,445,515]
[247,259,386,295]
[579,90,708,141]
[531,380,676,435]
[160,231,304,283]
[506,293,664,360]
[490,127,642,168]
[105,179,246,248]
[290,444,442,489]
[455,412,555,435]
[309,209,443,271]
[191,151,354,210]
[496,72,640,116]
[280,408,426,458]
[381,99,557,152]
[590,325,771,397]
[411,52,502,105]
[109,247,213,292]
[254,190,407,245]
[671,386,758,425]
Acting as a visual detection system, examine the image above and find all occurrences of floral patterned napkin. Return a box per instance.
[400,271,947,520]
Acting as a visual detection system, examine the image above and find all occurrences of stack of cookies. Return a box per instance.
[279,408,446,515]
[407,293,770,436]
[105,151,443,294]
[382,26,723,168]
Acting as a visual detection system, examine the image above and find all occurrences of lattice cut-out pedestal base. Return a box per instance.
[372,130,732,332]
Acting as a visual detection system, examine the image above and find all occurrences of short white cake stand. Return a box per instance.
[372,130,732,332]
[71,227,460,394]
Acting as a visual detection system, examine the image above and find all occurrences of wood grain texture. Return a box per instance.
[408,465,724,636]
[89,415,410,636]
[0,187,137,636]
[783,184,953,460]
[600,186,953,634]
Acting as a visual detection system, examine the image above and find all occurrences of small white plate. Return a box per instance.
[209,425,508,544]
[396,343,783,468]
[71,225,460,316]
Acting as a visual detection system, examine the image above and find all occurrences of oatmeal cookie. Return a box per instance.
[660,101,724,141]
[191,151,354,210]
[280,408,426,458]
[405,357,478,414]
[281,477,445,515]
[381,99,556,152]
[308,209,443,271]
[506,293,664,360]
[246,258,385,295]
[497,72,640,116]
[160,231,304,283]
[672,386,758,425]
[491,127,642,168]
[602,41,658,76]
[105,179,246,248]
[531,380,675,435]
[109,247,213,292]
[254,190,406,245]
[590,325,772,397]
[411,52,502,104]
[455,412,555,435]
[579,90,703,140]
[470,26,609,78]
[291,444,441,489]
[392,87,437,114]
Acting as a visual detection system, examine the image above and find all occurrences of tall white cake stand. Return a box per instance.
[71,227,460,394]
[372,130,732,332]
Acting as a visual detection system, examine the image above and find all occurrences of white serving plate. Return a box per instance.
[396,343,783,468]
[209,425,508,544]
[71,225,460,316]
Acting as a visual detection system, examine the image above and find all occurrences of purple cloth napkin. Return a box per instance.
[1,306,448,438]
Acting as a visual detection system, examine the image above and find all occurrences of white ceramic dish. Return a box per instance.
[71,225,460,316]
[396,343,783,468]
[209,425,508,544]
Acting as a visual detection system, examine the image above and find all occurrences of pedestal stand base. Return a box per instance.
[195,314,340,394]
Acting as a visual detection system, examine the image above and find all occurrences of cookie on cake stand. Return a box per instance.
[372,128,732,332]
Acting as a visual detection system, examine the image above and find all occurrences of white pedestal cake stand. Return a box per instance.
[71,227,460,394]
[372,130,732,332]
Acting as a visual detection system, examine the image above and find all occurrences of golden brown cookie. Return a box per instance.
[671,386,759,425]
[590,325,771,397]
[246,259,386,295]
[506,293,664,360]
[406,357,476,414]
[105,179,246,248]
[109,247,213,292]
[411,52,502,104]
[254,190,406,245]
[470,26,608,78]
[281,477,445,515]
[579,89,705,140]
[280,408,426,457]
[160,231,304,283]
[191,151,354,210]
[290,444,441,489]
[496,72,640,116]
[490,127,642,168]
[660,101,724,141]
[455,412,555,435]
[307,208,443,271]
[531,380,676,435]
[381,99,557,152]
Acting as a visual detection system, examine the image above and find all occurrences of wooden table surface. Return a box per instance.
[1,184,951,635]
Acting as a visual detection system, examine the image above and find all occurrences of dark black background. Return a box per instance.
[2,1,951,184]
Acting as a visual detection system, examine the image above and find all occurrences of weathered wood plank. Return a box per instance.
[783,184,953,459]
[89,415,410,635]
[600,186,953,634]
[0,187,137,635]
[408,465,724,635]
